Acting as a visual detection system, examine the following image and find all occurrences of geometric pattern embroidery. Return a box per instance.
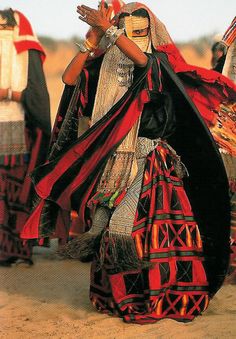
[0,165,31,262]
[90,143,209,324]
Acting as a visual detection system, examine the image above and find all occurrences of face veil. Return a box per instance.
[119,15,151,52]
[115,2,173,49]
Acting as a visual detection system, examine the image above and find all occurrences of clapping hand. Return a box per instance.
[77,2,113,31]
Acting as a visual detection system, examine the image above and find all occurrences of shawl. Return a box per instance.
[115,3,236,126]
[13,10,46,62]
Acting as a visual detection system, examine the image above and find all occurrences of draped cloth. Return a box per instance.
[13,10,46,62]
[21,1,235,323]
[0,10,50,265]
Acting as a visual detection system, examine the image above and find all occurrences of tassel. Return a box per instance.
[57,232,102,262]
[99,232,152,273]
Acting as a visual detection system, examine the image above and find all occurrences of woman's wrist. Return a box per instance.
[100,21,112,33]
[104,25,125,47]
[84,39,98,50]
[76,38,98,57]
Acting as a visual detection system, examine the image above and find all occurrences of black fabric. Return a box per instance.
[213,55,227,73]
[154,52,230,296]
[21,49,51,166]
[22,49,51,136]
[139,91,176,139]
[139,56,176,139]
[83,55,104,118]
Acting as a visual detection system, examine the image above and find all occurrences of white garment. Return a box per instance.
[0,29,28,122]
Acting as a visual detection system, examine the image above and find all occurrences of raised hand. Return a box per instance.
[77,3,113,31]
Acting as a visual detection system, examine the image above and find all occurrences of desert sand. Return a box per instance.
[0,241,236,339]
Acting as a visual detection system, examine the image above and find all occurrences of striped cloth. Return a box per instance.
[222,16,236,46]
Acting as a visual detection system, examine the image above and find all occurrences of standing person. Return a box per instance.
[210,17,236,280]
[0,9,51,266]
[22,2,236,324]
[211,16,236,76]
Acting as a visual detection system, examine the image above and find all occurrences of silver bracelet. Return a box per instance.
[7,88,12,101]
[75,42,95,57]
[105,25,124,47]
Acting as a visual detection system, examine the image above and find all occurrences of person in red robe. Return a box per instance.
[21,2,235,323]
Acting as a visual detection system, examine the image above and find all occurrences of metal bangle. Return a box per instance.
[105,25,124,47]
[75,42,95,57]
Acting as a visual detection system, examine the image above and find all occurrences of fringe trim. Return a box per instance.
[56,232,102,262]
[99,232,152,273]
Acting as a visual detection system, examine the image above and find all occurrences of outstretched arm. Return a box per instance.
[62,3,112,85]
[62,2,148,85]
[78,4,148,66]
[62,28,103,85]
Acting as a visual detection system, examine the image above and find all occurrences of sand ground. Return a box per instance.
[0,241,235,339]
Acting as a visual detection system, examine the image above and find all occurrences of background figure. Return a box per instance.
[0,9,51,266]
[211,16,236,77]
[210,16,236,279]
[21,2,235,324]
[211,40,228,71]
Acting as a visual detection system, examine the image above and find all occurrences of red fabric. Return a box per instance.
[16,10,34,36]
[35,90,149,204]
[19,129,43,205]
[13,10,46,63]
[20,88,150,240]
[109,0,125,13]
[156,44,236,126]
[114,2,236,127]
[21,200,45,239]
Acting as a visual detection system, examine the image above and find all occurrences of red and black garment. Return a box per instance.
[21,53,231,297]
[90,142,209,324]
[0,10,51,265]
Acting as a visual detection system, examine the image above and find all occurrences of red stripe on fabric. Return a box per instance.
[34,95,130,198]
[4,155,8,166]
[19,129,43,204]
[83,68,89,105]
[60,171,100,225]
[80,92,86,108]
[35,90,148,201]
[147,66,153,91]
[109,273,127,300]
[56,89,149,210]
[79,69,89,109]
[20,200,45,239]
[157,58,163,92]
[10,155,16,167]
